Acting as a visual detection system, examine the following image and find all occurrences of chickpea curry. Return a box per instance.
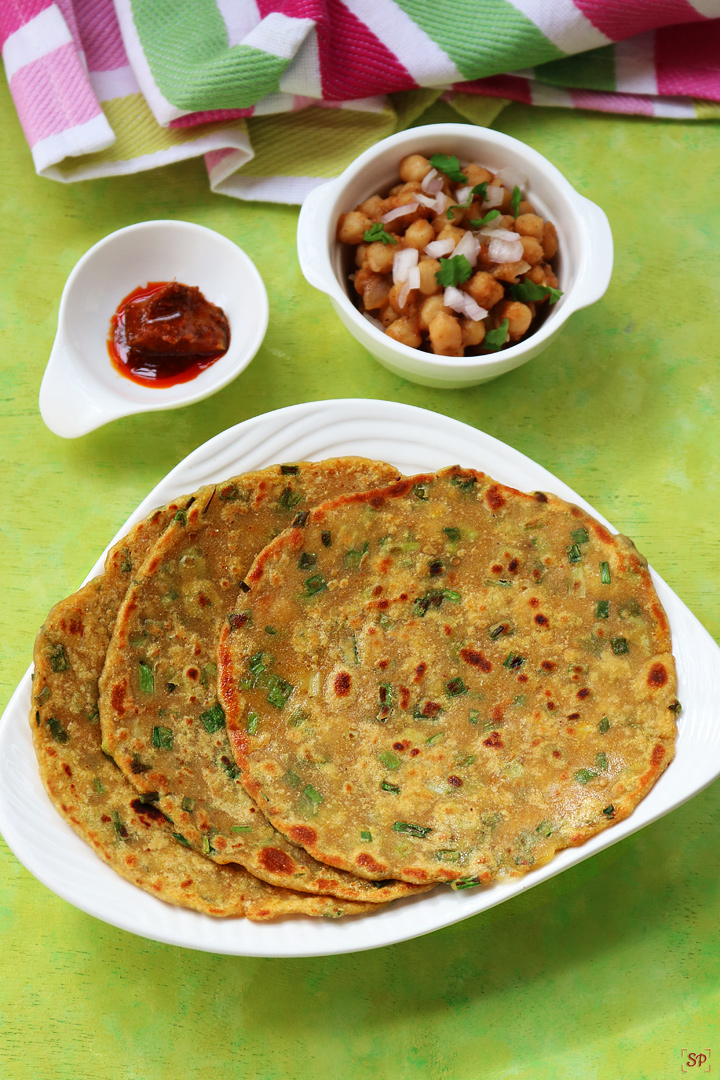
[336,153,561,357]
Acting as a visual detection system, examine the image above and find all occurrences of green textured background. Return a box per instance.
[1,76,719,1079]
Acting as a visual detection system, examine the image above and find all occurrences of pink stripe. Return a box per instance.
[570,89,655,115]
[73,0,127,71]
[0,0,52,45]
[456,75,533,106]
[170,107,254,128]
[656,21,720,101]
[573,0,706,41]
[8,40,101,145]
[317,0,415,100]
[206,147,237,171]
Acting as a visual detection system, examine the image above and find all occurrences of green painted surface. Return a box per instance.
[1,78,719,1079]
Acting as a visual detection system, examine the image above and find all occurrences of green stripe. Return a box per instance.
[534,46,616,93]
[392,0,565,81]
[130,0,289,110]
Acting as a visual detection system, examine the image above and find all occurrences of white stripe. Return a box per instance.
[89,65,141,103]
[241,12,314,60]
[337,95,388,113]
[41,125,252,182]
[30,113,115,174]
[507,0,610,54]
[615,34,657,96]
[2,6,73,81]
[686,0,720,15]
[113,0,184,123]
[652,97,697,119]
[210,173,329,204]
[343,0,463,85]
[279,26,322,98]
[529,83,574,108]
[216,0,262,47]
[252,92,298,115]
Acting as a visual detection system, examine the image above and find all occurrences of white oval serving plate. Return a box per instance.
[1,400,718,956]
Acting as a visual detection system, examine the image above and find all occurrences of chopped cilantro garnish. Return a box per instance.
[468,209,500,228]
[484,319,509,352]
[435,254,472,288]
[138,662,154,695]
[393,821,432,838]
[152,725,173,750]
[363,222,398,246]
[429,153,467,184]
[511,185,522,217]
[199,702,225,733]
[511,279,563,304]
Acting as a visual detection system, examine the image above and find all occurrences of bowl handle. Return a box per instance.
[571,195,614,311]
[297,181,337,296]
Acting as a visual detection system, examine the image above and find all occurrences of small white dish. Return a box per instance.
[297,123,613,388]
[0,400,718,957]
[40,220,269,438]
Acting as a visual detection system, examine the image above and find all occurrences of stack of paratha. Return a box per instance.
[31,459,680,919]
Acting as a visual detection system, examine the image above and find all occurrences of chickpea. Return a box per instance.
[355,243,368,268]
[497,300,533,341]
[386,315,422,348]
[419,294,450,330]
[514,213,544,240]
[518,200,535,216]
[493,261,528,284]
[499,186,513,213]
[542,262,559,289]
[399,154,432,184]
[404,219,435,250]
[436,224,466,246]
[461,317,486,347]
[366,241,397,274]
[418,258,442,296]
[388,281,419,315]
[337,210,372,245]
[520,235,544,266]
[433,207,462,233]
[379,303,399,328]
[358,194,384,220]
[493,214,515,231]
[464,164,494,187]
[466,271,504,310]
[429,311,463,356]
[542,221,558,259]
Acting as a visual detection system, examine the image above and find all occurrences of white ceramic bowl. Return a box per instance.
[297,123,613,388]
[40,220,269,438]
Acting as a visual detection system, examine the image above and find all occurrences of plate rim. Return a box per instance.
[1,398,718,958]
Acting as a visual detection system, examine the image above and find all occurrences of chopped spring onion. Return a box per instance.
[321,530,332,547]
[600,561,611,584]
[596,751,608,771]
[111,812,129,840]
[451,877,483,891]
[303,784,323,804]
[360,830,372,842]
[231,825,252,833]
[611,637,629,655]
[139,661,154,695]
[292,510,309,527]
[602,805,615,818]
[46,717,68,743]
[304,574,328,596]
[574,768,597,784]
[298,552,317,569]
[247,711,259,734]
[280,464,299,474]
[379,751,401,770]
[182,796,195,812]
[49,644,69,673]
[567,543,582,564]
[510,184,522,216]
[199,702,225,733]
[596,600,610,619]
[503,652,525,669]
[278,486,302,509]
[599,716,610,733]
[152,725,173,750]
[267,678,294,710]
[446,677,467,697]
[381,781,400,794]
[443,527,461,542]
[393,821,432,838]
[173,832,191,847]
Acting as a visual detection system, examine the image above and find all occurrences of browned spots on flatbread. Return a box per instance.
[130,798,166,824]
[413,662,427,682]
[591,521,614,544]
[334,671,352,696]
[648,663,668,687]
[486,486,506,511]
[356,853,387,874]
[110,681,126,714]
[259,847,296,875]
[460,647,492,671]
[483,731,504,748]
[651,743,666,766]
[288,825,317,846]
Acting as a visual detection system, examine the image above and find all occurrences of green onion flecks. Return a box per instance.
[393,821,432,838]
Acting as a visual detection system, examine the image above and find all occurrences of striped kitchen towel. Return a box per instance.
[3,0,720,202]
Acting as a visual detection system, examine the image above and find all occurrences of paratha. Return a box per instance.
[32,511,374,919]
[218,467,679,887]
[98,459,427,904]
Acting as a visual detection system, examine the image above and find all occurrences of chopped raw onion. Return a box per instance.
[421,168,444,195]
[495,167,527,193]
[424,237,456,258]
[381,201,419,223]
[443,286,467,314]
[488,236,524,263]
[398,265,420,309]
[513,260,531,276]
[392,247,418,284]
[415,192,438,208]
[463,295,488,322]
[454,230,480,268]
[483,184,505,208]
[477,226,518,242]
[454,185,473,205]
[433,190,449,214]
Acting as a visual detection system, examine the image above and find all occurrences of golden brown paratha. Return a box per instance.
[97,460,427,904]
[219,467,679,887]
[31,507,375,920]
